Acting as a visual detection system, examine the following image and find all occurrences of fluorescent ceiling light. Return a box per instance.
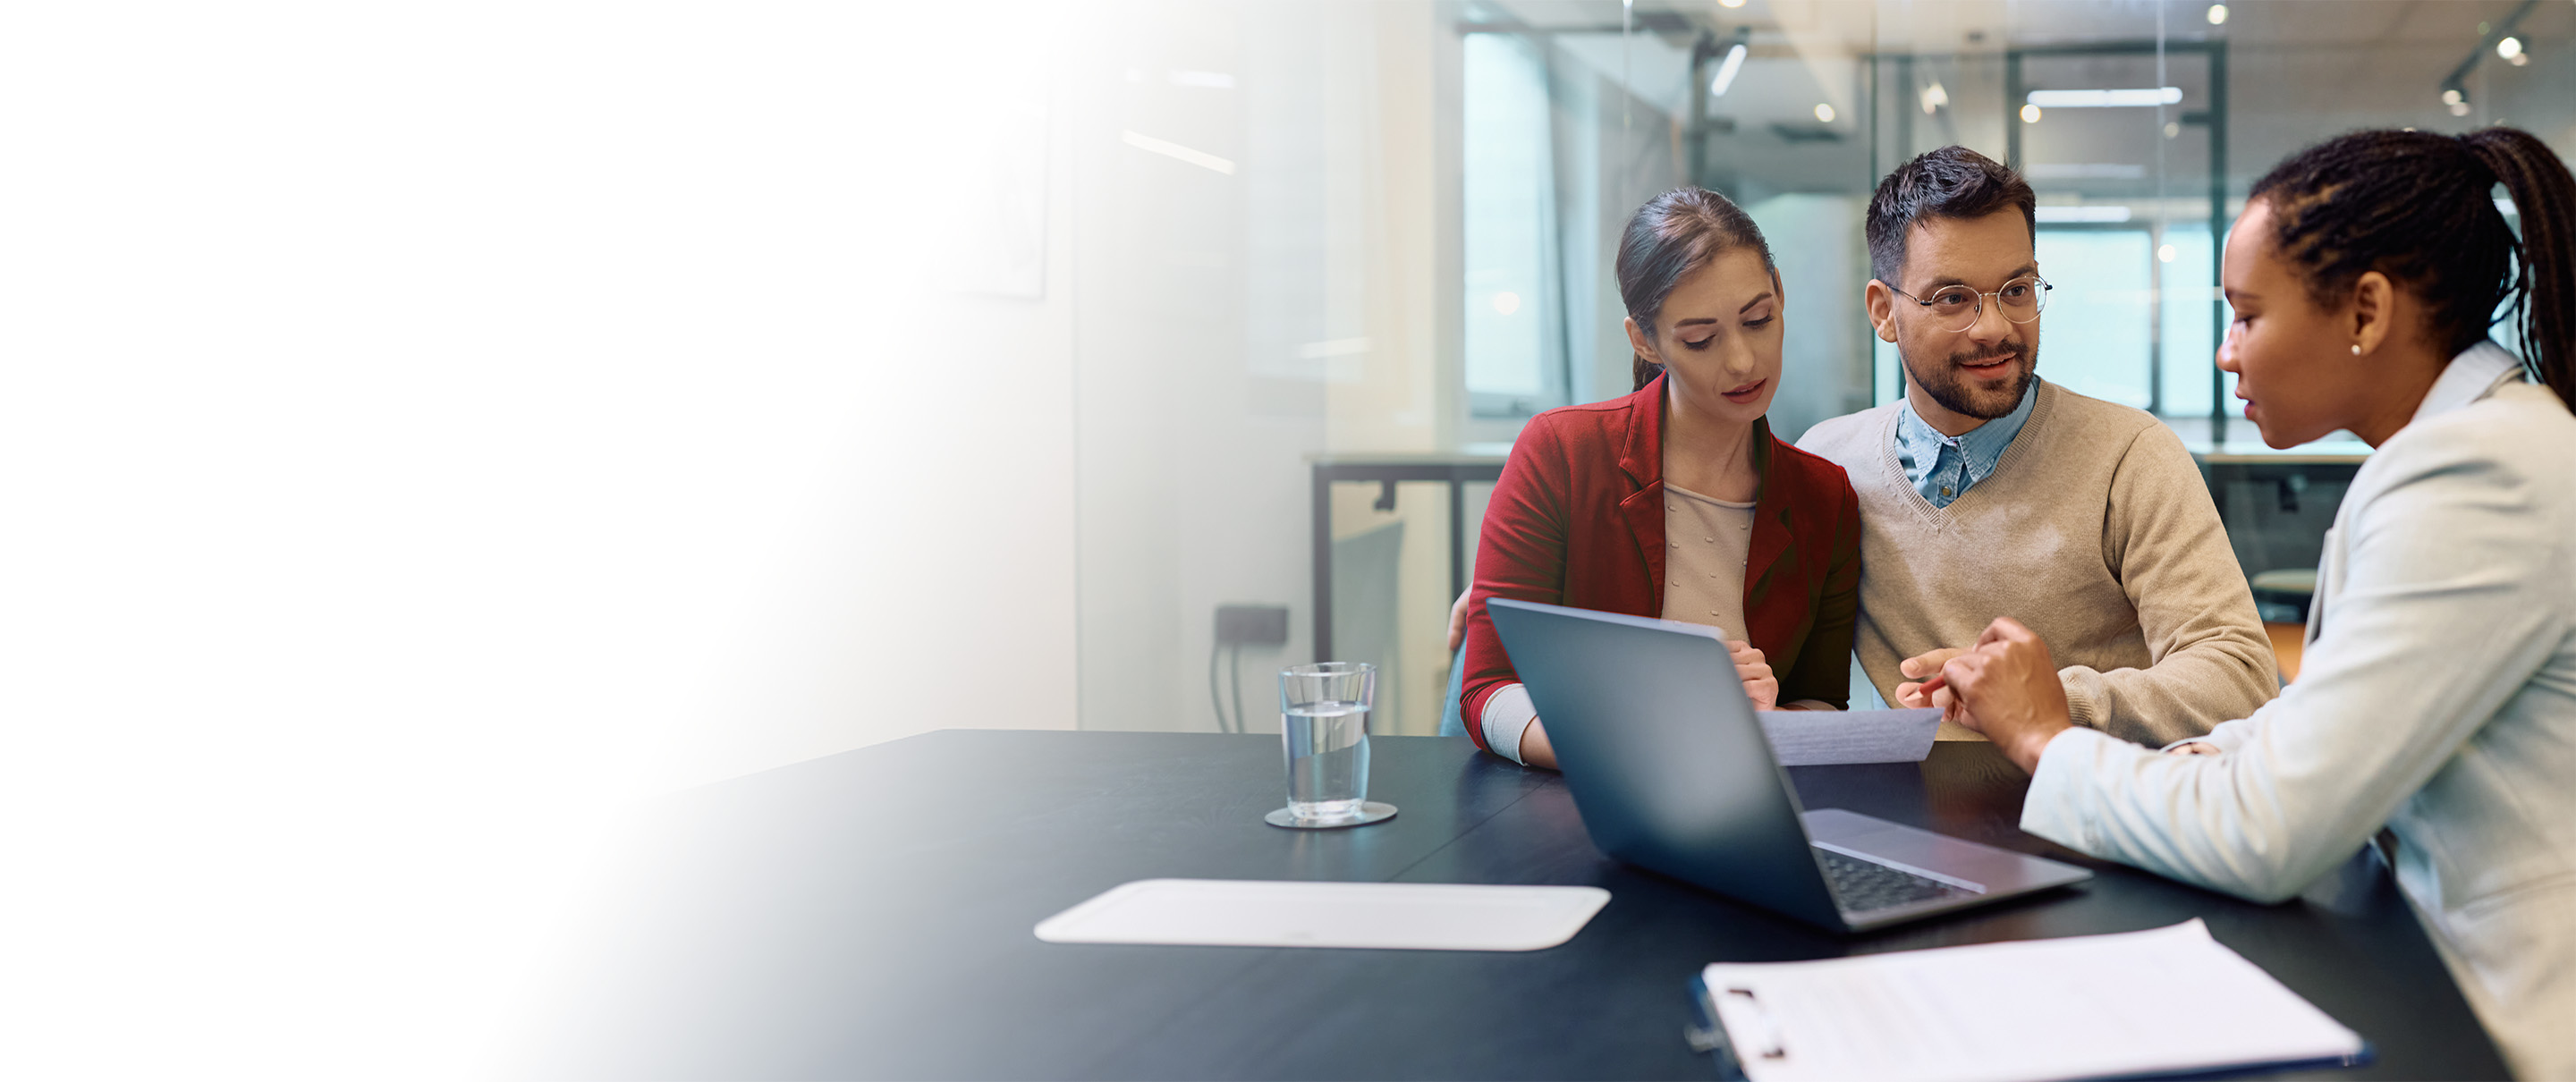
[2034,206,2133,224]
[1919,80,1949,114]
[1709,43,1747,97]
[1298,337,1373,359]
[2028,163,2148,180]
[2025,87,2183,108]
[1122,131,1235,175]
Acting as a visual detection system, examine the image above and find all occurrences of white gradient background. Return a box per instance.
[2,4,1076,1076]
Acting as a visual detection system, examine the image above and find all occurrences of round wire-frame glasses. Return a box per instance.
[1889,276,2053,333]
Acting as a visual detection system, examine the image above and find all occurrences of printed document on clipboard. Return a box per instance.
[1686,920,2368,1082]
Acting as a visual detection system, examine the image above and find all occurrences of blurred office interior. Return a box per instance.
[8,5,2572,1074]
[943,0,2576,751]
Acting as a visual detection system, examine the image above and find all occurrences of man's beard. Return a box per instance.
[1907,339,2038,420]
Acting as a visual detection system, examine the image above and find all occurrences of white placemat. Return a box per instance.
[1034,879,1611,951]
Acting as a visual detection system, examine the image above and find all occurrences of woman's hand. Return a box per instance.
[1517,719,1557,770]
[1940,617,2074,773]
[1729,640,1779,710]
[1447,590,1472,652]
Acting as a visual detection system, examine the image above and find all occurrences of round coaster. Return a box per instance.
[1264,801,1398,830]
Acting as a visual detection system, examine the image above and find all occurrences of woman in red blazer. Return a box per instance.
[1459,188,1861,767]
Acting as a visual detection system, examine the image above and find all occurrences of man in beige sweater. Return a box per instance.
[1797,147,2277,745]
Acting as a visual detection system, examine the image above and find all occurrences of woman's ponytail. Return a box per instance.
[2250,127,2576,412]
[1631,354,1663,392]
[2463,128,2576,411]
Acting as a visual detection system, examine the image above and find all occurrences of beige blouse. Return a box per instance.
[1662,482,1754,640]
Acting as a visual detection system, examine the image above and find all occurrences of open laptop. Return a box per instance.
[1485,597,2090,933]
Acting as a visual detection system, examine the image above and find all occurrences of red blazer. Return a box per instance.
[1461,375,1862,752]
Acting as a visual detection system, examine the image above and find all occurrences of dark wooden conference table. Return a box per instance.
[511,731,2508,1079]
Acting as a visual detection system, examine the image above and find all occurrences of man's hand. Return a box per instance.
[2166,741,2222,757]
[1729,640,1779,711]
[1894,647,1965,710]
[1447,590,1472,652]
[1941,617,2074,773]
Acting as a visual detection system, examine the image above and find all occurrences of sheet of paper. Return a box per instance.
[1759,708,1941,765]
[1034,879,1610,951]
[1700,919,2366,1082]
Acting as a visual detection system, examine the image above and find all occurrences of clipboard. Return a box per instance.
[1679,921,2375,1082]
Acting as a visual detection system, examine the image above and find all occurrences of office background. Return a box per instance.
[5,2,2571,1078]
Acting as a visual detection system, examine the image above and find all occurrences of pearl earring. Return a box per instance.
[2351,343,2363,355]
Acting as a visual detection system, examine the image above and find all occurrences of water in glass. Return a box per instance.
[1283,700,1370,822]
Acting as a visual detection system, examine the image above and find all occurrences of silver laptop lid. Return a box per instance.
[1483,598,1847,929]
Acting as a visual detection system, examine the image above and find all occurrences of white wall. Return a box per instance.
[650,54,1083,788]
[0,4,1078,1078]
[0,4,1456,1076]
[1073,1,1452,737]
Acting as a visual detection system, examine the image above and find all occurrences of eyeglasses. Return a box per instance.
[1888,275,2053,333]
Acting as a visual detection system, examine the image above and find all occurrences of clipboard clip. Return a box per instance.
[1718,987,1788,1061]
[1682,978,1741,1080]
[1687,976,1781,1081]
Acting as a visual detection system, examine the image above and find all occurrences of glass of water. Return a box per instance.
[1267,662,1396,829]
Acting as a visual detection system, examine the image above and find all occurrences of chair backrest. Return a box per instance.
[1437,652,1468,739]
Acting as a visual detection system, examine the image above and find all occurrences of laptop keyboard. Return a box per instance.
[1816,848,1969,913]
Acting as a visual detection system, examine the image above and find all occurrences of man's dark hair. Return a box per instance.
[1865,146,2037,286]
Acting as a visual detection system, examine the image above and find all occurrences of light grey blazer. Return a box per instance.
[2018,342,2576,1080]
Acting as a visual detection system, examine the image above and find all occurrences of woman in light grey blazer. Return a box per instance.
[1934,128,2576,1079]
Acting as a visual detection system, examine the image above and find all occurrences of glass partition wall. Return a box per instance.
[1458,0,2576,445]
[1070,0,2576,738]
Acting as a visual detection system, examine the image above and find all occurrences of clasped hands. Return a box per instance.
[1894,617,2074,773]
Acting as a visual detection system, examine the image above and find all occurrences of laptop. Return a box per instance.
[1485,597,2090,933]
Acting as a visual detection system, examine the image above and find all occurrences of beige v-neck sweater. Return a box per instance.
[1797,381,2279,745]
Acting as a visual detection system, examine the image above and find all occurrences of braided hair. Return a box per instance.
[1616,188,1775,392]
[2248,128,2576,410]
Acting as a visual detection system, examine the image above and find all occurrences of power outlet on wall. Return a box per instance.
[1214,604,1289,647]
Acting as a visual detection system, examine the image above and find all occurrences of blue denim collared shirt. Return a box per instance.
[1894,377,2038,508]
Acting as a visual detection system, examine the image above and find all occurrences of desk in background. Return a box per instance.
[2195,451,2364,608]
[1309,455,1504,664]
[512,731,2505,1079]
